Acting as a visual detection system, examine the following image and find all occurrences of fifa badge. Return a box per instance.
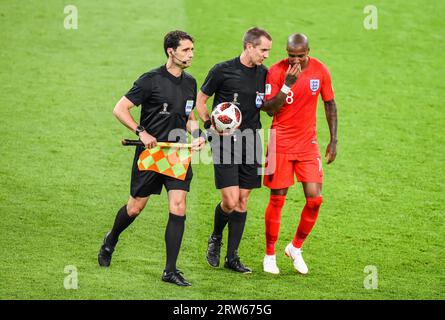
[159,103,170,115]
[232,92,240,105]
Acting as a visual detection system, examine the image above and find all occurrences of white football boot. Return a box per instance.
[263,254,280,274]
[284,243,308,274]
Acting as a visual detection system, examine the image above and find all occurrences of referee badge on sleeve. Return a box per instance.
[255,92,265,109]
[265,84,272,95]
[185,100,194,115]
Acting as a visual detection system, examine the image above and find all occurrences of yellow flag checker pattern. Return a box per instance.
[137,144,192,181]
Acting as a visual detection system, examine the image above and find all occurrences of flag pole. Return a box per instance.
[121,139,192,148]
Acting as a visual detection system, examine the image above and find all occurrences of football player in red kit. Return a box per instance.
[260,33,338,274]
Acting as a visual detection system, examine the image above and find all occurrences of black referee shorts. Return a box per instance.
[130,146,193,198]
[210,131,262,190]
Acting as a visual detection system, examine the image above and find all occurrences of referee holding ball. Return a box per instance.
[196,27,272,273]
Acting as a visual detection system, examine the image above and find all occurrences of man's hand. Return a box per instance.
[284,63,302,87]
[208,124,232,136]
[261,64,301,114]
[325,140,337,164]
[192,137,206,151]
[139,131,157,149]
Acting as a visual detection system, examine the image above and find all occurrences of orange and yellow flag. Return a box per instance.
[137,143,192,180]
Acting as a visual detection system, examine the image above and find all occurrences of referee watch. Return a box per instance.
[135,125,145,136]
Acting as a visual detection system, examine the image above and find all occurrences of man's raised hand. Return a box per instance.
[284,63,301,87]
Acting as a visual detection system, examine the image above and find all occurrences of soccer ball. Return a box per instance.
[211,102,242,133]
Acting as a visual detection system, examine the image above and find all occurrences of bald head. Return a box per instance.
[287,33,309,50]
[286,33,310,68]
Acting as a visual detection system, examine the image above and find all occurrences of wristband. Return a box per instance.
[203,119,212,130]
[280,84,291,95]
[135,125,145,136]
[191,128,203,139]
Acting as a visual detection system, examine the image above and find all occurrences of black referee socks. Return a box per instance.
[227,211,247,259]
[107,205,136,248]
[165,213,186,273]
[212,202,230,239]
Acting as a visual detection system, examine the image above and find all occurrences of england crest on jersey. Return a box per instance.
[310,79,320,92]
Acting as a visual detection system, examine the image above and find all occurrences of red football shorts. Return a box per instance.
[263,151,323,189]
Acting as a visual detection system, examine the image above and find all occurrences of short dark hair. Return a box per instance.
[243,27,272,49]
[164,30,194,57]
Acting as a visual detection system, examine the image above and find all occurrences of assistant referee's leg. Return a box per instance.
[164,190,187,273]
[98,196,149,267]
[105,196,149,248]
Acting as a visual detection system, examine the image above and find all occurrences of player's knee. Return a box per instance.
[271,188,288,197]
[170,199,186,215]
[127,196,149,217]
[171,204,186,214]
[127,202,146,217]
[269,195,286,208]
[237,198,249,212]
[306,196,323,212]
[222,199,238,213]
[127,206,142,217]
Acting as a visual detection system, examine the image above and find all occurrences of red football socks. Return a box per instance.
[265,195,286,255]
[293,196,323,248]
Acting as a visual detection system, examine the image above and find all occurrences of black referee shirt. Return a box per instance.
[125,65,197,142]
[201,56,267,130]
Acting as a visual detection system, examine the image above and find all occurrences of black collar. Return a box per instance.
[236,56,257,72]
[161,65,183,84]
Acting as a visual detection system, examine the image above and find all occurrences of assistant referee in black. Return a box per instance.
[98,31,205,287]
[196,27,272,273]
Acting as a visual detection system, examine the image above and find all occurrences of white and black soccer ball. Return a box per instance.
[211,102,242,134]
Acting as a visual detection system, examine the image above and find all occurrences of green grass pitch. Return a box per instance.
[0,0,444,299]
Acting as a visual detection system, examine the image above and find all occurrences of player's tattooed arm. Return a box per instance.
[260,91,287,113]
[324,99,338,164]
[261,64,301,114]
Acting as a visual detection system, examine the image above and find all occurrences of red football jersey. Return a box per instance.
[265,57,334,154]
